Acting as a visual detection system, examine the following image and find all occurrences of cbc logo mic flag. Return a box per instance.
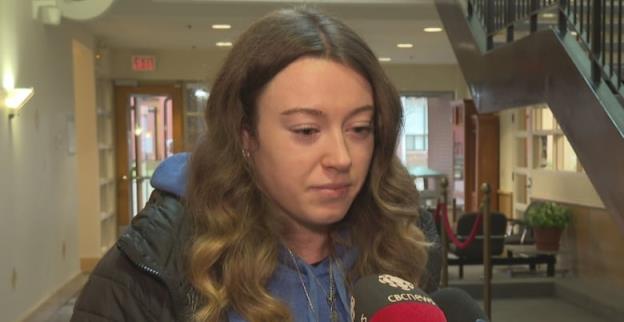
[352,274,440,321]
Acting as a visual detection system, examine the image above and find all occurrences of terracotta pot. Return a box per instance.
[533,227,563,252]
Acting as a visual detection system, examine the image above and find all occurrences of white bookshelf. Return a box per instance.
[96,78,117,253]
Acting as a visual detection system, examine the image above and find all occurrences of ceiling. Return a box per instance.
[83,0,457,64]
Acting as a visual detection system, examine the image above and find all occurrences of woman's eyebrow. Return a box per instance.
[280,107,325,117]
[280,105,374,118]
[346,105,374,119]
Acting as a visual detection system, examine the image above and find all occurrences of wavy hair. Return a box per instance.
[186,7,428,322]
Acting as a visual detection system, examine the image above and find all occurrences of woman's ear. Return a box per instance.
[241,127,257,155]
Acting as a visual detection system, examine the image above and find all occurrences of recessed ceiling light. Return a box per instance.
[212,24,231,30]
[570,31,578,36]
[216,42,232,47]
[397,43,414,48]
[424,27,443,33]
[378,57,392,62]
[542,13,556,18]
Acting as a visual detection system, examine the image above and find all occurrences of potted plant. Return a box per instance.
[526,202,571,251]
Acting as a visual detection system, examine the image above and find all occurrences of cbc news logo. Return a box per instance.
[378,274,414,291]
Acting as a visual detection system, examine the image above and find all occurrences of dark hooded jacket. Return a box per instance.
[70,153,441,321]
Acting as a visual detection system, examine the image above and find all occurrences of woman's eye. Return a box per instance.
[353,126,372,133]
[350,124,373,137]
[292,127,319,136]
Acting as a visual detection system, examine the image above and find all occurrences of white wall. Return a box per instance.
[0,1,95,320]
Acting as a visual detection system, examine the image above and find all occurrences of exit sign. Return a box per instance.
[132,55,156,71]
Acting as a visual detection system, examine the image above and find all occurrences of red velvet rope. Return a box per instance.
[435,202,483,250]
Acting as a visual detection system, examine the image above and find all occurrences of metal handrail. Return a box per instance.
[469,0,558,36]
[467,0,624,105]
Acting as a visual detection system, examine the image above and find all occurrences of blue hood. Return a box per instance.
[150,152,190,198]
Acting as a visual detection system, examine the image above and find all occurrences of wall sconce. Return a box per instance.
[1,88,34,119]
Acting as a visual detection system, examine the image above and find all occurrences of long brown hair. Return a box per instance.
[186,7,428,322]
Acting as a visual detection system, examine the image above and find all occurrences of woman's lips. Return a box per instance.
[311,183,351,198]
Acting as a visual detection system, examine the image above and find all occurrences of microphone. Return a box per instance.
[351,274,447,322]
[430,287,489,322]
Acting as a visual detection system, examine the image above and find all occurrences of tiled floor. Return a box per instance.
[46,296,614,322]
[489,298,612,322]
[45,298,76,322]
[40,265,618,322]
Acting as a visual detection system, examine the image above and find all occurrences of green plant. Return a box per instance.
[526,202,571,229]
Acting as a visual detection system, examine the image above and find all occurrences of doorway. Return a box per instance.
[114,84,184,227]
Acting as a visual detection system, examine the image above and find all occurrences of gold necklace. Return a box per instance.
[286,248,339,322]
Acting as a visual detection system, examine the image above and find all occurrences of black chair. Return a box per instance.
[448,212,508,278]
[504,201,545,246]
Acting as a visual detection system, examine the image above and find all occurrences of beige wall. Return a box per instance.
[0,1,95,321]
[109,48,470,97]
[382,64,469,98]
[531,170,603,208]
[110,47,229,84]
[562,205,624,289]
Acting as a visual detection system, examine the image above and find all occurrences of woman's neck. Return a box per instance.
[283,227,331,264]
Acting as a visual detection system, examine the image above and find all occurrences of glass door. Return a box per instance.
[114,85,183,227]
[128,94,174,216]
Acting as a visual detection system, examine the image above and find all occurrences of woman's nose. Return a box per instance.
[321,132,352,172]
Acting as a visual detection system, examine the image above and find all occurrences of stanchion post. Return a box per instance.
[452,197,457,223]
[440,177,449,288]
[481,182,492,320]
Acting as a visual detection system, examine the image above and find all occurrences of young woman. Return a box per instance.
[71,7,438,322]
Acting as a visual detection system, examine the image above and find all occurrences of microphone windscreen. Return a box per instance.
[352,274,447,322]
[430,287,489,322]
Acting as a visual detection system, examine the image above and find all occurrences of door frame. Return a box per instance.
[114,84,184,226]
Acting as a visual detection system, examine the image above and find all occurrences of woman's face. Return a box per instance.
[245,57,374,234]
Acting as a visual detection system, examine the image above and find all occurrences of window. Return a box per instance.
[402,96,428,151]
[531,106,583,172]
[405,134,428,151]
[397,95,429,168]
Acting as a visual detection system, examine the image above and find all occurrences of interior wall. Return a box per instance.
[0,1,94,321]
[562,205,624,289]
[382,63,469,99]
[108,48,470,98]
[110,47,229,84]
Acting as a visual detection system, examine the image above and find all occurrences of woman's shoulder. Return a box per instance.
[71,245,176,321]
[71,190,191,321]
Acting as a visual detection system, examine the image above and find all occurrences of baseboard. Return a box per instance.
[80,257,101,272]
[20,273,87,322]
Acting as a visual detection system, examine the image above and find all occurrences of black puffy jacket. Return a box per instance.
[71,190,194,321]
[70,190,441,322]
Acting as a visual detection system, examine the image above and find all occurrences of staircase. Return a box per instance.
[435,0,624,232]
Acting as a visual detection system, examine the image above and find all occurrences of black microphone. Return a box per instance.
[352,274,447,321]
[429,287,489,322]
